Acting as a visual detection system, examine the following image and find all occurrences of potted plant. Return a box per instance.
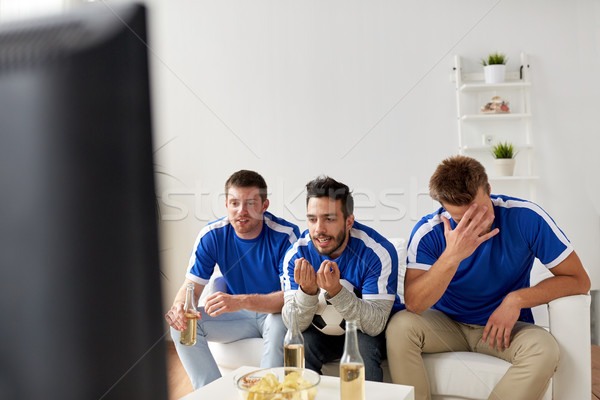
[481,52,507,84]
[491,141,516,176]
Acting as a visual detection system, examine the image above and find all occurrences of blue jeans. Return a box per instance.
[303,325,386,382]
[171,307,286,389]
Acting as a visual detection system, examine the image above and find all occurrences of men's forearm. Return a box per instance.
[328,287,393,336]
[239,291,284,314]
[404,252,461,314]
[283,290,319,331]
[507,251,590,309]
[508,275,590,309]
[284,288,393,335]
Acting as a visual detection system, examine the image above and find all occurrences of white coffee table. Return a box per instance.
[180,366,414,400]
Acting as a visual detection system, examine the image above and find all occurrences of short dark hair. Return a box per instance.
[225,170,268,202]
[429,155,490,206]
[305,176,353,219]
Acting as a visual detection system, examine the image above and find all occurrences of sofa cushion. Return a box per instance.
[208,338,263,372]
[425,352,509,399]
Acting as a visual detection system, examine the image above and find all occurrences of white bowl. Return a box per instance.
[235,367,320,400]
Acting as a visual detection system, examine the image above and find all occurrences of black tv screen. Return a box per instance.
[0,3,167,399]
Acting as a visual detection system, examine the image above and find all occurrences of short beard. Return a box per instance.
[312,229,347,257]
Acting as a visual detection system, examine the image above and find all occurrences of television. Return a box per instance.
[0,3,167,399]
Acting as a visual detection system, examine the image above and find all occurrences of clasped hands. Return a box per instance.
[294,258,342,297]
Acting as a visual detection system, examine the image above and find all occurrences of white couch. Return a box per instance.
[203,238,591,400]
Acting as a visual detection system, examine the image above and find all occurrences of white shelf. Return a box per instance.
[461,113,532,121]
[460,81,531,92]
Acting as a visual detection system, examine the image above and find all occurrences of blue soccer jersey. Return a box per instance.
[281,221,404,313]
[186,211,300,295]
[407,194,573,325]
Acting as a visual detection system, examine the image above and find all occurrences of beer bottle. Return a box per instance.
[180,283,198,346]
[283,300,304,368]
[340,320,364,400]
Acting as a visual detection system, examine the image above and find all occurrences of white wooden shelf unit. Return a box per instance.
[453,52,537,196]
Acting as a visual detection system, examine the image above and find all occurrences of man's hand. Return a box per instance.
[442,204,499,264]
[204,291,244,317]
[482,295,521,350]
[165,302,201,332]
[294,258,319,295]
[316,260,342,297]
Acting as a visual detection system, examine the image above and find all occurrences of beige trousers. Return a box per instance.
[386,309,559,400]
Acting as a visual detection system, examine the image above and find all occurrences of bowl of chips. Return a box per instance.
[235,367,320,400]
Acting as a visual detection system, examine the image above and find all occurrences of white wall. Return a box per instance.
[143,0,600,311]
[0,0,70,22]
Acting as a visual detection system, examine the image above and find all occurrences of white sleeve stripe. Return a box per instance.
[281,237,310,291]
[407,212,447,264]
[407,263,432,271]
[264,215,298,244]
[493,198,572,257]
[546,246,573,269]
[186,218,230,275]
[186,273,210,286]
[350,228,393,294]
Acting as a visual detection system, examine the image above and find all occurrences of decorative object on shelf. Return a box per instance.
[481,52,507,84]
[480,96,510,114]
[491,141,516,176]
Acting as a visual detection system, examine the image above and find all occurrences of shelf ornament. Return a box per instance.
[480,96,510,114]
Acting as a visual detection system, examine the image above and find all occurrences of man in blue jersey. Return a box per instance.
[165,170,300,389]
[386,155,590,400]
[281,176,403,382]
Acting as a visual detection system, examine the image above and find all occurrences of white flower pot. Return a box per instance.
[494,158,515,176]
[484,65,506,84]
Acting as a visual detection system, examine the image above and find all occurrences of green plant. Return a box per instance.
[481,52,507,66]
[491,141,516,159]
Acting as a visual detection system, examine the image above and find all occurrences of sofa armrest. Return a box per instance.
[548,294,591,400]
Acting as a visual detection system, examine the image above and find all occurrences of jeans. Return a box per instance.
[303,325,386,382]
[171,307,286,389]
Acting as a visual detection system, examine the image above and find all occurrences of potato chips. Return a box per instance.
[242,371,317,400]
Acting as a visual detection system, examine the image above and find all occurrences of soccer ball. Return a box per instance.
[311,279,360,336]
